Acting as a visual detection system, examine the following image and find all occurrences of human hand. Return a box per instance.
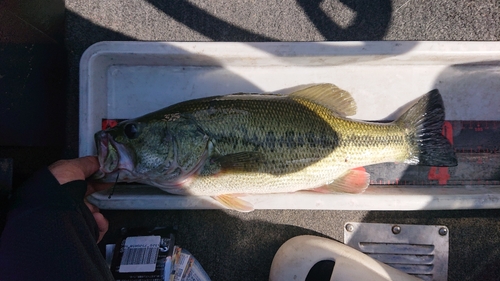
[48,156,112,243]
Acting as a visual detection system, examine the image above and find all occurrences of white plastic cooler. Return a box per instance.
[80,41,500,210]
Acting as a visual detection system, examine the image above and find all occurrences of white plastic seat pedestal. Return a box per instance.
[269,235,422,281]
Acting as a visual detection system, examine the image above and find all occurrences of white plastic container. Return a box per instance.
[80,41,500,210]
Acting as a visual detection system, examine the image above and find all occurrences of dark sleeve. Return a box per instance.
[0,168,115,281]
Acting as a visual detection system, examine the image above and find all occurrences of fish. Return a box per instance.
[93,84,457,212]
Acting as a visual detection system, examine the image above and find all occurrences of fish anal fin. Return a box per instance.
[214,152,264,172]
[213,194,254,212]
[289,84,357,116]
[323,168,370,194]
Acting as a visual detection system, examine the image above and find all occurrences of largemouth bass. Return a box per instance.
[94,84,457,212]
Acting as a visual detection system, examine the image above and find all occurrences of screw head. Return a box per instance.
[439,227,448,236]
[392,225,401,234]
[345,224,354,232]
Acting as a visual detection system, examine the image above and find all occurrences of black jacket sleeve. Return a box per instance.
[0,168,114,281]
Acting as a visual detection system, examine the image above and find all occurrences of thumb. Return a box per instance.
[74,156,101,179]
[49,156,100,185]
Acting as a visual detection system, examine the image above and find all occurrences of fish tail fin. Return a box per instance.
[396,89,457,167]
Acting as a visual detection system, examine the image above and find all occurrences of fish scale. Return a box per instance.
[194,99,336,166]
[185,96,406,177]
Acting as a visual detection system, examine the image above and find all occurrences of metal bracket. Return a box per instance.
[344,222,449,281]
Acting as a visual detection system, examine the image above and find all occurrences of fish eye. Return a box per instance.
[124,123,139,139]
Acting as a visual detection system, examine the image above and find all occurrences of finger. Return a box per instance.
[85,200,109,243]
[84,200,100,213]
[93,212,109,243]
[73,156,101,179]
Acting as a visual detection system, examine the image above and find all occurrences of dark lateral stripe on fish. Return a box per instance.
[209,130,341,151]
[211,128,406,152]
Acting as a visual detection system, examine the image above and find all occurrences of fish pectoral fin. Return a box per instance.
[323,167,370,194]
[214,152,264,172]
[213,194,254,212]
[289,84,357,116]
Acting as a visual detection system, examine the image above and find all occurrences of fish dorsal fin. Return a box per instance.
[289,84,357,116]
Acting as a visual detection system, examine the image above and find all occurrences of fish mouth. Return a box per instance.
[94,131,135,180]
